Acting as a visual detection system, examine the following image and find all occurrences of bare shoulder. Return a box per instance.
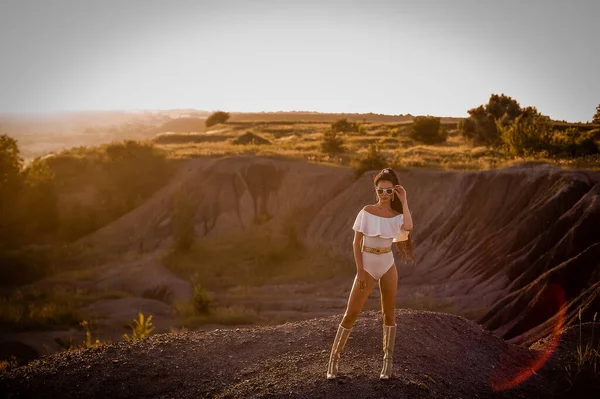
[363,205,376,212]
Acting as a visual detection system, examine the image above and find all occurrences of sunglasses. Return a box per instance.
[375,187,395,195]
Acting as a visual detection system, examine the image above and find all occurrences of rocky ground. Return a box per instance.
[2,309,599,399]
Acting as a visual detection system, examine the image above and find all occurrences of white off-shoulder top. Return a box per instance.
[352,207,410,242]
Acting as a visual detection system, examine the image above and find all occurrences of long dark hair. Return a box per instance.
[373,167,415,264]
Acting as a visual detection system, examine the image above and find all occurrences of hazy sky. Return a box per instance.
[1,0,598,121]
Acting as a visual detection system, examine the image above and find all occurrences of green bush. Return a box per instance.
[500,108,554,156]
[48,140,173,242]
[354,144,387,177]
[205,111,230,127]
[387,127,400,138]
[462,105,501,146]
[486,93,522,123]
[193,284,213,314]
[21,160,59,237]
[331,118,359,134]
[460,94,522,146]
[593,104,600,124]
[551,128,600,157]
[0,134,24,250]
[409,116,447,144]
[320,130,345,154]
[0,134,22,189]
[357,122,367,134]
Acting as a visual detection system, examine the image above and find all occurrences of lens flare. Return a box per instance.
[489,283,566,392]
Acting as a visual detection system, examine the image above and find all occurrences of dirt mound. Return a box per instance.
[90,255,193,304]
[69,156,600,346]
[71,156,354,262]
[1,310,597,398]
[230,132,272,145]
[306,164,600,345]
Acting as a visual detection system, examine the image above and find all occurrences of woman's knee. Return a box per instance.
[342,310,359,327]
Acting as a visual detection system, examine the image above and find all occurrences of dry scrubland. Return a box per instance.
[146,114,600,171]
[1,110,599,337]
[152,119,600,172]
[1,108,600,396]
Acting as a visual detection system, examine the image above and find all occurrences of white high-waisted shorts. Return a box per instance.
[361,235,394,280]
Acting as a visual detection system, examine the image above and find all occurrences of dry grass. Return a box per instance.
[0,285,132,331]
[0,356,18,375]
[563,310,600,392]
[155,121,600,171]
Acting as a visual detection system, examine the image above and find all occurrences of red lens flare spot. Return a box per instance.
[489,283,566,392]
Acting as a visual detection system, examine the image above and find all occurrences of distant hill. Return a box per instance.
[152,117,207,133]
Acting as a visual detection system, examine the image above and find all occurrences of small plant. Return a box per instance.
[387,127,400,138]
[356,122,367,135]
[123,312,155,341]
[353,143,387,177]
[563,309,600,392]
[170,325,188,333]
[0,356,18,374]
[320,129,345,154]
[80,320,102,348]
[193,284,213,314]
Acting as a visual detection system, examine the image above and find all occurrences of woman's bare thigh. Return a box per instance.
[341,273,376,328]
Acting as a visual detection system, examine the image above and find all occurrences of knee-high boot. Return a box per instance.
[326,324,352,379]
[380,324,397,379]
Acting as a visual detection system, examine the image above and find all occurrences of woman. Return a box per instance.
[326,167,414,380]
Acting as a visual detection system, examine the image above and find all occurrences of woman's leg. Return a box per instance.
[378,263,398,379]
[341,273,376,329]
[379,264,398,326]
[327,273,376,379]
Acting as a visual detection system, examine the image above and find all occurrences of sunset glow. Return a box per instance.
[1,0,599,122]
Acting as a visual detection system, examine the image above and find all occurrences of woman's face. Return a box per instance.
[375,180,394,202]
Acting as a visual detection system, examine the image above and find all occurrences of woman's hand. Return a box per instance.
[356,269,369,290]
[394,185,407,203]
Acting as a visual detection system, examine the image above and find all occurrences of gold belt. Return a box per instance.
[362,245,392,255]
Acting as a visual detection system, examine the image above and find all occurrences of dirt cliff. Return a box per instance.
[70,156,600,346]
